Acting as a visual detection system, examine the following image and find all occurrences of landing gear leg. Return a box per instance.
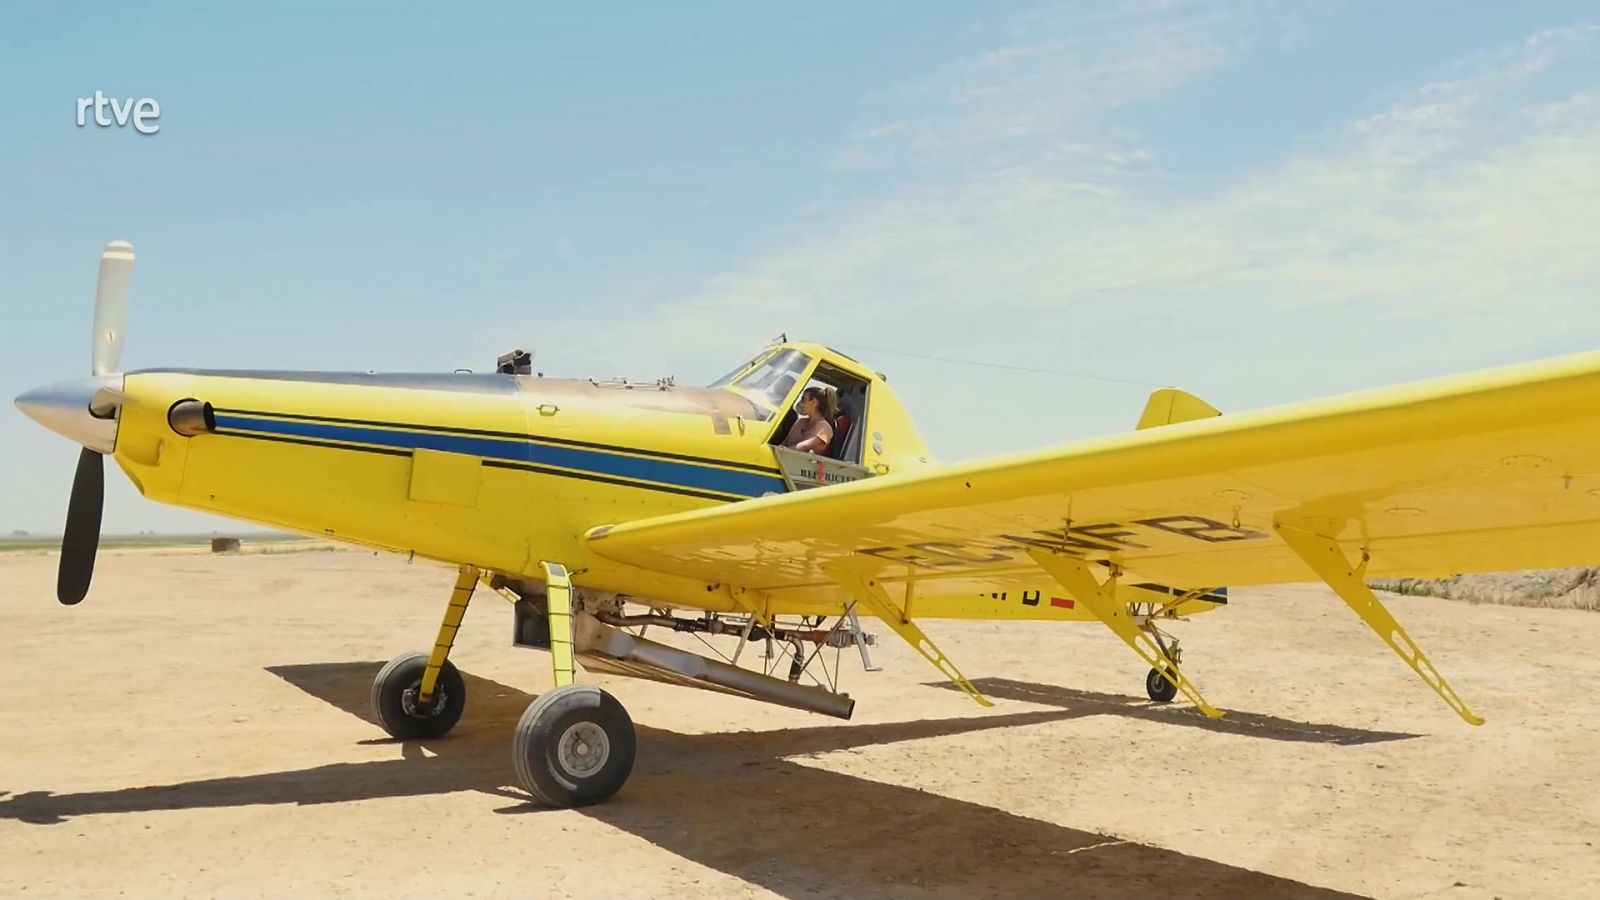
[370,564,479,739]
[1144,634,1181,702]
[513,561,637,807]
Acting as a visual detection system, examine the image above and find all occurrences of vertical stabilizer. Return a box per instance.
[1136,388,1221,430]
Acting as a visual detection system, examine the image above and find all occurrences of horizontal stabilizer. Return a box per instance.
[1136,388,1221,430]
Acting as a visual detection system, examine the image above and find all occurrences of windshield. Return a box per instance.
[707,349,775,389]
[722,348,812,420]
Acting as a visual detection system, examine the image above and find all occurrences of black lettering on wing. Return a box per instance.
[1134,515,1265,543]
[1072,522,1149,549]
[857,546,940,569]
[996,533,1087,556]
[909,541,1013,566]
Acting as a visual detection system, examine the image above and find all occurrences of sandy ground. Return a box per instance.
[2,550,1597,899]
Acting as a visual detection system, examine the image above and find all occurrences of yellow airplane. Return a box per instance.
[16,241,1599,806]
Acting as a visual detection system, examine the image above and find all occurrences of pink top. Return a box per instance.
[783,416,834,454]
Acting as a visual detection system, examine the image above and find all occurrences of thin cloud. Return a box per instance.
[556,16,1600,459]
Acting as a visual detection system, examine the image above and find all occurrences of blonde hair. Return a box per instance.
[802,385,837,419]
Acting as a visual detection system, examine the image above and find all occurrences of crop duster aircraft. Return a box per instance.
[16,241,1600,805]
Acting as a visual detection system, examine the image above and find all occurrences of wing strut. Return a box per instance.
[825,565,992,707]
[1274,523,1484,726]
[1027,549,1224,718]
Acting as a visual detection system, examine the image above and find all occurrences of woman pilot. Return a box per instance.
[782,386,837,455]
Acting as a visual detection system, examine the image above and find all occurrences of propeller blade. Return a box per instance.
[58,447,105,605]
[91,241,134,377]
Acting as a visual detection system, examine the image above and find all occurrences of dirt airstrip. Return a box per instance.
[2,548,1597,898]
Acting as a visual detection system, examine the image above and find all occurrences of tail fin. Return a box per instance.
[1136,388,1221,430]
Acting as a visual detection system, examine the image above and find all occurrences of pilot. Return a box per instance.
[783,386,837,454]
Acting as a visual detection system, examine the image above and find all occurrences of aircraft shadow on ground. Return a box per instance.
[0,663,1366,899]
[934,678,1420,746]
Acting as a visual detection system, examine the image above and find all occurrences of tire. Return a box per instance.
[370,652,466,740]
[1146,666,1179,703]
[513,685,636,807]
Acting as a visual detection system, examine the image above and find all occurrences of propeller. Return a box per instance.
[58,448,106,604]
[55,241,134,604]
[92,242,133,376]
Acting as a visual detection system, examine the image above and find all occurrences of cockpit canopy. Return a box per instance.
[708,347,812,421]
[706,339,928,473]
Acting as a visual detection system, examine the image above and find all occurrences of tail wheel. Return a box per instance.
[370,652,466,740]
[1145,666,1179,703]
[513,684,636,807]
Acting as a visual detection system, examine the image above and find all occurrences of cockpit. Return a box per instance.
[710,342,876,490]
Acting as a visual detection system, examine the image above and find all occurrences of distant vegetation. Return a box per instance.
[1370,568,1600,612]
[0,533,325,554]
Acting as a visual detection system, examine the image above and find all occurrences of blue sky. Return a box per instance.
[3,2,1599,533]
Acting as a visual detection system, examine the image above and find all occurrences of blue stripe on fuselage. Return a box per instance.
[211,414,784,498]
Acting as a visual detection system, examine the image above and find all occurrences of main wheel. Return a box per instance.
[370,652,466,740]
[513,684,636,807]
[1145,666,1179,702]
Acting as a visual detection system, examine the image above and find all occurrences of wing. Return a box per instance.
[586,349,1600,606]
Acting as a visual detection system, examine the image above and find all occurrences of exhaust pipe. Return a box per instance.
[168,399,214,437]
[575,614,855,719]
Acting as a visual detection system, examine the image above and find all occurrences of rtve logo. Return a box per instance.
[76,91,161,135]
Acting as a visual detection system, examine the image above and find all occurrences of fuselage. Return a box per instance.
[111,342,932,611]
[17,339,1221,622]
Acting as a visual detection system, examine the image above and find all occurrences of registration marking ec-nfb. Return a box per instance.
[855,514,1266,570]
